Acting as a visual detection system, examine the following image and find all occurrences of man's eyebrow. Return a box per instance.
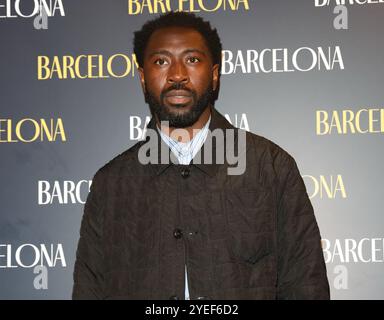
[183,49,207,56]
[148,50,171,58]
[148,49,207,58]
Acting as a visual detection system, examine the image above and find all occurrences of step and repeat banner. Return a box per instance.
[0,0,383,299]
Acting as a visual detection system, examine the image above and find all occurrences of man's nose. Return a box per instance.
[167,61,189,84]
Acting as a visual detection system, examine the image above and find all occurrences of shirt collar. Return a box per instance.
[156,115,211,162]
[143,105,236,177]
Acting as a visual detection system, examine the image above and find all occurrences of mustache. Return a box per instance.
[162,83,194,96]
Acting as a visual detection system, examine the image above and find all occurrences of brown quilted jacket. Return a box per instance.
[72,106,330,300]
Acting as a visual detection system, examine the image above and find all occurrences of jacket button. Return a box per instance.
[180,167,190,178]
[173,228,183,239]
[169,295,179,300]
[196,296,210,300]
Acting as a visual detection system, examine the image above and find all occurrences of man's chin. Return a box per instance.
[162,103,195,118]
[158,107,202,128]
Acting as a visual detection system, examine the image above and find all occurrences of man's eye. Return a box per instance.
[187,57,200,63]
[154,58,168,65]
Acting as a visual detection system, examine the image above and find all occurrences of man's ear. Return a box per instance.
[212,64,219,91]
[138,67,146,93]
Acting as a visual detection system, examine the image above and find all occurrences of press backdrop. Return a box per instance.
[0,0,383,299]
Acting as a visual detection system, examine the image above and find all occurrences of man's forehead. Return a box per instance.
[146,26,207,52]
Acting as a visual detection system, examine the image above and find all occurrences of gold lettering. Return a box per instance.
[107,54,131,78]
[132,53,139,73]
[38,54,138,80]
[237,0,249,10]
[0,118,66,142]
[319,175,333,199]
[87,55,98,79]
[317,108,384,135]
[198,0,222,12]
[128,0,141,14]
[226,0,237,10]
[316,110,329,135]
[75,55,87,79]
[178,0,193,12]
[154,0,170,12]
[189,0,200,12]
[127,0,251,15]
[98,55,108,78]
[0,120,16,142]
[381,109,384,132]
[50,56,63,79]
[355,109,368,133]
[141,0,154,14]
[303,175,318,199]
[16,118,40,142]
[62,56,75,79]
[6,120,16,142]
[0,120,6,142]
[304,174,346,199]
[342,110,355,134]
[329,111,342,134]
[40,119,53,141]
[334,175,347,199]
[54,118,67,141]
[368,109,380,133]
[37,56,50,80]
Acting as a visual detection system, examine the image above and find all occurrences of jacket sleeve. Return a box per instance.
[72,172,105,299]
[275,152,330,300]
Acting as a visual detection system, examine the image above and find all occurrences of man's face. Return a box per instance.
[138,26,219,128]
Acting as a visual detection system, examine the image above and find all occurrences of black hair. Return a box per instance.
[133,11,223,72]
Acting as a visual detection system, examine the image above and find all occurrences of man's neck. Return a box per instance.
[157,105,212,143]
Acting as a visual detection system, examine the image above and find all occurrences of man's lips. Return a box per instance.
[164,90,193,105]
[164,90,192,97]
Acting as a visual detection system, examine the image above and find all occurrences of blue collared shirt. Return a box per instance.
[158,116,211,165]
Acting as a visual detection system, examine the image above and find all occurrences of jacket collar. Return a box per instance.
[143,105,236,177]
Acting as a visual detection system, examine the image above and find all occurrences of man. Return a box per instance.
[72,12,330,300]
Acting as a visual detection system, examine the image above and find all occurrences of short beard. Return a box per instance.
[145,83,214,128]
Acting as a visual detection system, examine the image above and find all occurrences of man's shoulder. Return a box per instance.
[245,129,295,167]
[244,130,300,191]
[91,140,146,182]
